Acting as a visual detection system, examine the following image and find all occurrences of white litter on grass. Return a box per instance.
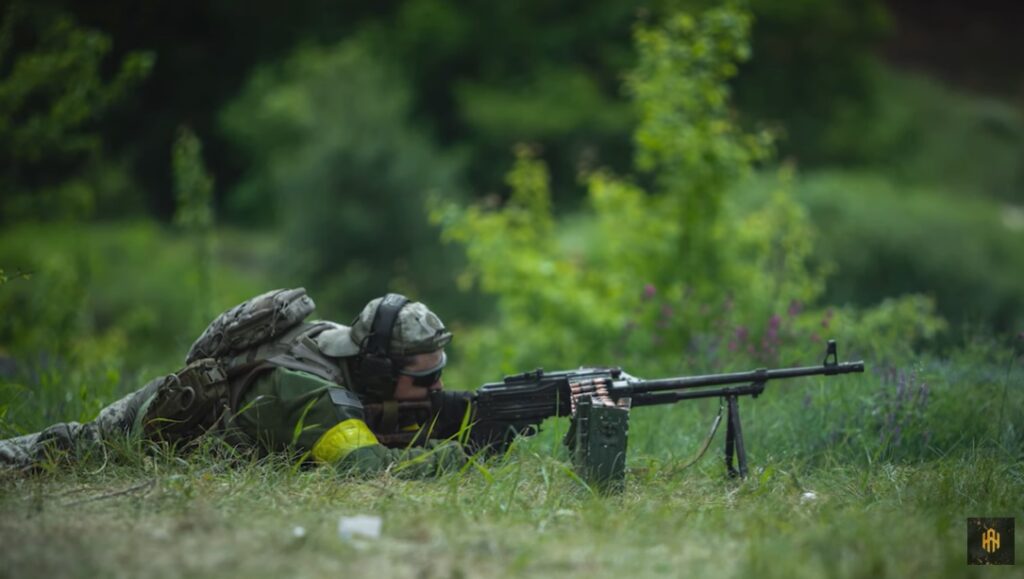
[338,515,383,542]
[292,526,307,539]
[800,491,818,503]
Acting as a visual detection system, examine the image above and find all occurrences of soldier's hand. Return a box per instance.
[428,390,474,438]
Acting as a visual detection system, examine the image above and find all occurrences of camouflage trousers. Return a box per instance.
[0,375,164,469]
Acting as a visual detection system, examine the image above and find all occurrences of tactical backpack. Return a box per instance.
[186,287,316,364]
[142,287,345,442]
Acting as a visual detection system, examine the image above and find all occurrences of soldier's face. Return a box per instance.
[393,350,445,401]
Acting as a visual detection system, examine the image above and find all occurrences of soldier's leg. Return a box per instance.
[0,431,47,468]
[0,420,99,468]
[0,375,166,468]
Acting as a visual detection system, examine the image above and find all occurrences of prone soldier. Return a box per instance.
[0,289,471,477]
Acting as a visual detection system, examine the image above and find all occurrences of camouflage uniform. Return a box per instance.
[0,378,160,467]
[0,293,468,477]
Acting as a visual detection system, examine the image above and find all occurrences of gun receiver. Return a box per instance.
[470,340,865,486]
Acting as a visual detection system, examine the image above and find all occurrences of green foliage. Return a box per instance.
[629,7,772,273]
[374,0,643,203]
[172,128,215,232]
[727,170,828,321]
[433,3,959,436]
[630,8,766,190]
[457,67,631,142]
[0,268,30,286]
[0,3,153,222]
[221,40,465,316]
[436,5,824,383]
[784,170,1024,333]
[731,0,891,166]
[172,127,216,326]
[831,297,948,360]
[824,65,1024,203]
[0,222,272,433]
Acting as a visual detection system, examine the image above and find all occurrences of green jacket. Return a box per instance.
[231,368,465,477]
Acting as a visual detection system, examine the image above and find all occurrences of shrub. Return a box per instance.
[221,39,466,317]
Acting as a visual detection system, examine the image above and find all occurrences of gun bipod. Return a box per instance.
[722,381,765,479]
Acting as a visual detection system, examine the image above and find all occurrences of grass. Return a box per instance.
[1,394,1021,578]
[2,332,1022,578]
[0,450,1019,578]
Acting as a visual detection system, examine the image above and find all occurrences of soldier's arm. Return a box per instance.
[234,368,465,477]
[311,419,466,478]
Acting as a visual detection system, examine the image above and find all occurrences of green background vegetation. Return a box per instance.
[0,1,1022,577]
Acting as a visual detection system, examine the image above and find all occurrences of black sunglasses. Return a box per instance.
[398,352,447,387]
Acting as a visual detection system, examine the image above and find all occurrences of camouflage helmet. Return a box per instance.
[315,296,452,358]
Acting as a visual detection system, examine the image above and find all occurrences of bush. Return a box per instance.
[823,65,1024,203]
[0,4,153,223]
[221,39,467,318]
[787,170,1024,334]
[432,6,969,473]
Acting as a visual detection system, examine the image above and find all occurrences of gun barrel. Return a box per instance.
[625,360,864,395]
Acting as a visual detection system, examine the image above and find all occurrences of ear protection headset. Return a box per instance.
[356,293,409,400]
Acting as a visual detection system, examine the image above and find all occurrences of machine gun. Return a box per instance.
[469,339,864,489]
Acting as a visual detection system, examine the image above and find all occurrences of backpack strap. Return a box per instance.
[223,321,352,412]
[265,334,342,384]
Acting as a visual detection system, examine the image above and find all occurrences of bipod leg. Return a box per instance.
[723,394,748,479]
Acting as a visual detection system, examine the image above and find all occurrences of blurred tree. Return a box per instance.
[823,66,1024,202]
[283,0,649,210]
[23,0,1021,218]
[731,0,891,165]
[221,40,466,316]
[0,2,153,223]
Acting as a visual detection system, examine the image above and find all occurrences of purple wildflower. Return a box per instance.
[643,284,657,300]
[766,315,781,345]
[787,300,802,317]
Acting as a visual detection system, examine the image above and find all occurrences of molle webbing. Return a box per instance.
[222,322,348,412]
[139,358,231,443]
